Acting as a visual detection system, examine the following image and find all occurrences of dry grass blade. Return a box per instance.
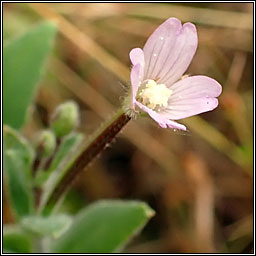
[184,153,215,252]
[55,3,253,31]
[126,3,253,31]
[98,18,253,52]
[28,3,129,82]
[183,116,251,173]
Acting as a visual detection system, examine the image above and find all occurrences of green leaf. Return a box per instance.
[3,21,57,129]
[3,225,33,253]
[21,214,73,238]
[52,200,155,253]
[39,133,84,212]
[48,133,84,173]
[3,125,35,219]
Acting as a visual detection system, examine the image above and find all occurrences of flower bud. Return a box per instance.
[51,101,79,137]
[35,130,56,157]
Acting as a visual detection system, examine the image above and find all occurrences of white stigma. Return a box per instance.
[139,79,172,110]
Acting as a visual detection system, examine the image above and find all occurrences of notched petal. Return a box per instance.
[142,17,198,87]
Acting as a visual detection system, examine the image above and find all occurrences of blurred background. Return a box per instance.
[3,2,253,253]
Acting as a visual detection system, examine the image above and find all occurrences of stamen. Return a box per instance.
[138,79,172,110]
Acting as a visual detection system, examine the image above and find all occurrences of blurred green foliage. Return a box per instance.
[3,225,33,253]
[3,21,57,129]
[3,126,35,219]
[21,214,73,238]
[52,200,154,253]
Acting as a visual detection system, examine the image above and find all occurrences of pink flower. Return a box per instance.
[129,17,222,131]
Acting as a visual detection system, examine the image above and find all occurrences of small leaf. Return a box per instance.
[3,125,35,219]
[3,21,57,129]
[52,200,154,253]
[21,214,73,238]
[39,133,84,212]
[3,225,33,253]
[48,132,84,173]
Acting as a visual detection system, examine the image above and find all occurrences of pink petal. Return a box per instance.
[143,18,197,87]
[130,64,143,109]
[135,101,187,131]
[161,76,222,120]
[129,48,145,109]
[129,48,145,68]
[143,18,181,80]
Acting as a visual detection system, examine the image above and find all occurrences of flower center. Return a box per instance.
[138,79,172,110]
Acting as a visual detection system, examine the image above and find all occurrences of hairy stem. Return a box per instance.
[41,108,130,213]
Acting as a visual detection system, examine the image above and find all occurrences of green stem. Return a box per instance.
[40,108,130,214]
